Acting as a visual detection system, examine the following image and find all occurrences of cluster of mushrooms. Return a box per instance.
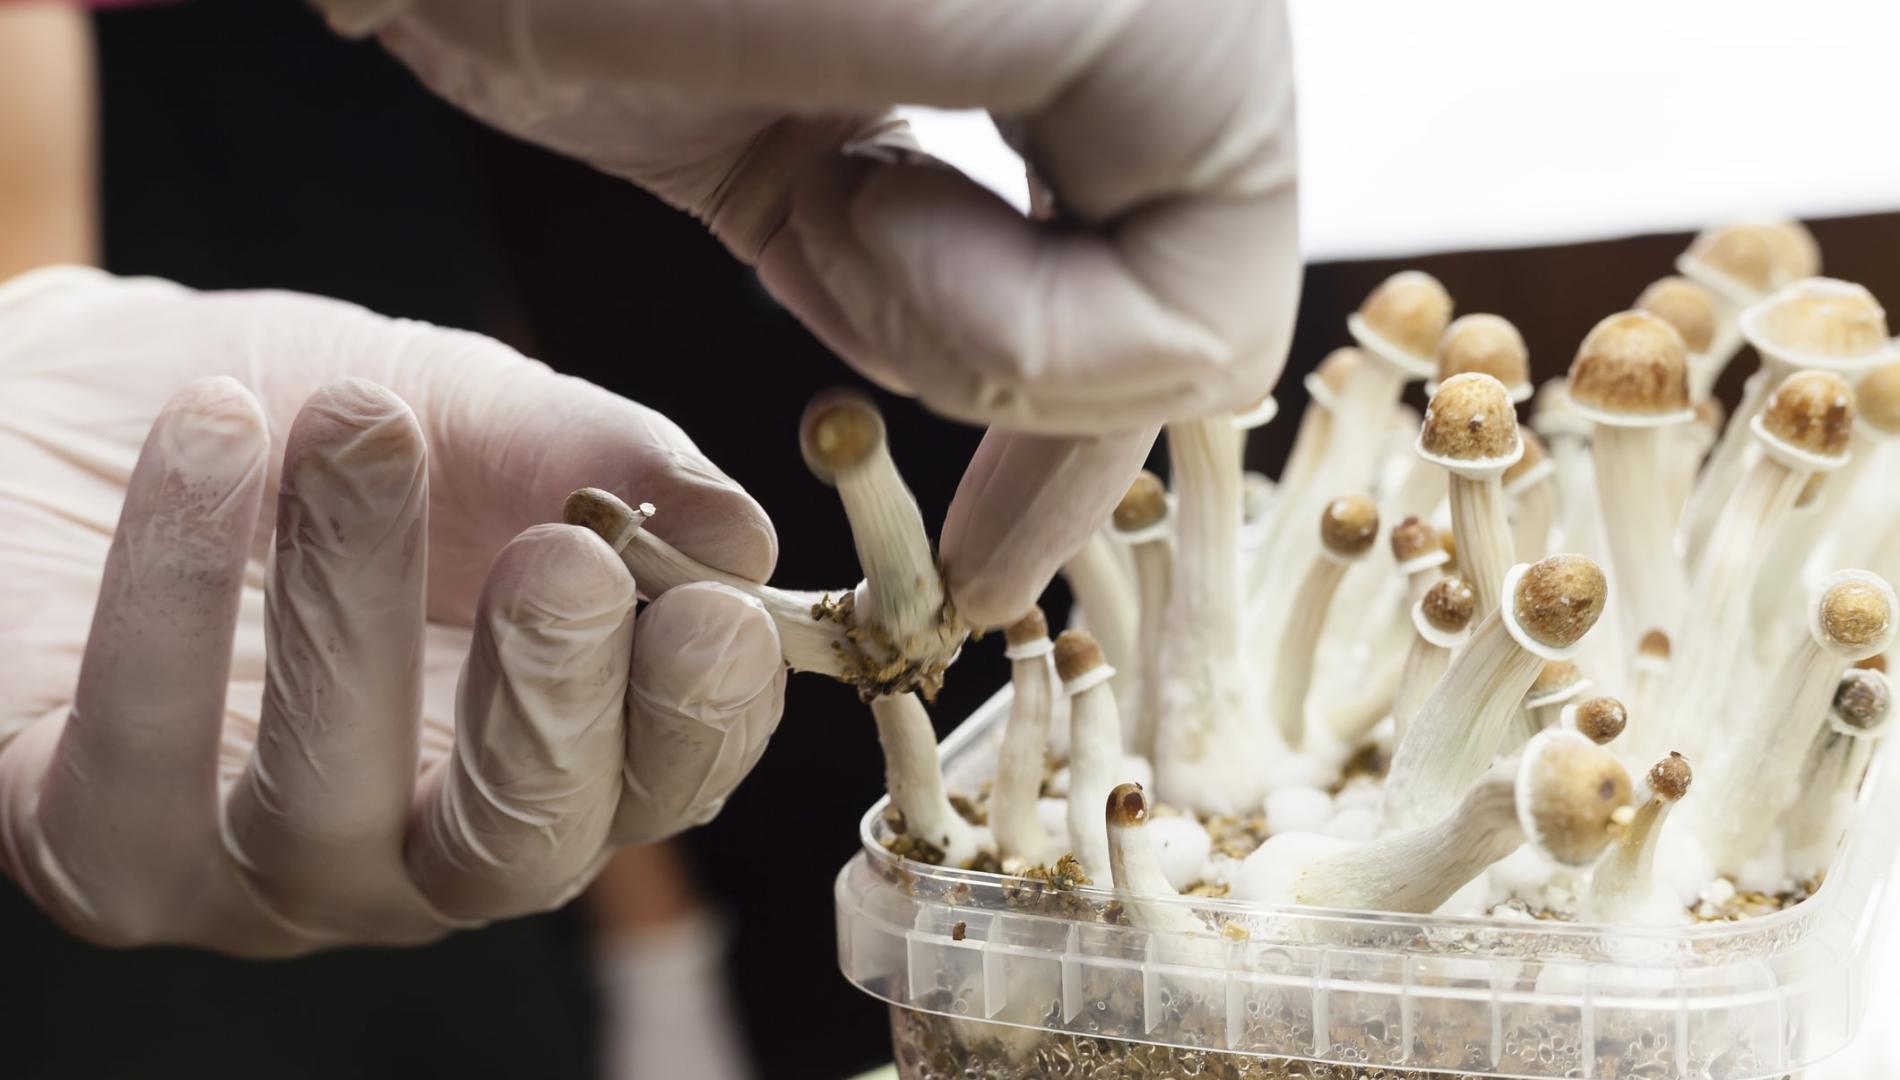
[566,218,1899,932]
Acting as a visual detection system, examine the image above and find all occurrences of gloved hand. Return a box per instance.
[0,267,788,957]
[310,0,1302,437]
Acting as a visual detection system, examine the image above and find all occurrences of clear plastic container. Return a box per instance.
[834,686,1900,1078]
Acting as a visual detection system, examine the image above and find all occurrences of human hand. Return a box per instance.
[0,268,786,956]
[309,0,1300,438]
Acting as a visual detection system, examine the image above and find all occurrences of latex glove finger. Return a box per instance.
[781,158,1301,433]
[940,426,1159,629]
[222,380,437,940]
[610,582,786,847]
[406,523,634,921]
[29,377,269,941]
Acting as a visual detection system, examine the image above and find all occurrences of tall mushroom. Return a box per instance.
[1416,372,1524,619]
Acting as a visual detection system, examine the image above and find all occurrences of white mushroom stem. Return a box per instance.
[1324,649,1405,747]
[1393,599,1469,746]
[1446,472,1516,619]
[1682,366,1779,566]
[992,621,1061,870]
[1694,572,1897,877]
[1627,633,1672,758]
[1664,406,1720,529]
[1783,671,1891,878]
[1268,549,1357,750]
[564,488,851,682]
[1591,426,1688,649]
[1249,389,1332,601]
[1748,475,1831,645]
[1506,463,1557,562]
[1586,754,1692,926]
[1124,525,1173,760]
[1058,632,1126,881]
[1105,783,1211,951]
[1059,533,1137,688]
[869,693,985,868]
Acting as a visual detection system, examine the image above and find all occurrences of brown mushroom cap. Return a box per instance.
[1522,734,1633,866]
[1573,697,1628,745]
[1566,311,1692,417]
[1833,670,1890,732]
[562,487,635,542]
[1635,276,1718,355]
[799,389,885,481]
[1389,516,1440,563]
[1421,373,1521,461]
[1359,270,1454,358]
[1319,495,1380,558]
[1685,224,1780,294]
[1421,576,1478,634]
[1503,428,1548,487]
[1647,752,1693,801]
[1107,782,1148,827]
[1004,606,1049,646]
[1513,556,1608,650]
[1819,579,1893,652]
[1760,370,1855,458]
[1764,220,1823,281]
[1316,347,1364,397]
[1637,629,1671,660]
[1436,314,1529,389]
[1753,279,1889,359]
[1857,362,1900,436]
[1053,629,1106,683]
[1858,653,1889,674]
[1113,471,1169,532]
[1530,660,1583,697]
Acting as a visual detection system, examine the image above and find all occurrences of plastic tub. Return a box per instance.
[835,686,1900,1078]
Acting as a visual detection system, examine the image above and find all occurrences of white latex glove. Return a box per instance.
[0,267,788,956]
[313,0,1301,436]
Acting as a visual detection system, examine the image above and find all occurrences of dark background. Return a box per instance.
[4,2,1898,1078]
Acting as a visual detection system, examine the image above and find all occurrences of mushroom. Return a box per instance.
[1417,371,1525,618]
[1567,696,1629,746]
[1241,729,1630,913]
[1105,783,1212,947]
[1635,275,1720,402]
[1503,428,1557,561]
[1393,575,1477,744]
[1266,495,1381,749]
[1782,669,1891,879]
[1586,753,1693,926]
[1057,630,1125,880]
[1112,471,1172,759]
[1662,370,1859,768]
[1383,555,1608,831]
[870,692,988,868]
[1334,271,1455,494]
[1565,311,1694,655]
[1326,518,1450,745]
[1428,313,1533,402]
[1694,572,1897,878]
[1058,532,1137,701]
[1521,660,1592,742]
[992,607,1062,871]
[1253,347,1362,599]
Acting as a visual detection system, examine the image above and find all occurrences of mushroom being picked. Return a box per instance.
[1239,729,1631,913]
[1565,311,1694,656]
[1416,371,1525,619]
[1783,669,1892,879]
[991,608,1062,872]
[1267,495,1381,749]
[1586,753,1693,926]
[1658,371,1858,768]
[1694,571,1897,879]
[1383,555,1609,831]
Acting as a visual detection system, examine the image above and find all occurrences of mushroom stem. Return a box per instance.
[1059,533,1137,684]
[1104,783,1210,945]
[1327,520,1447,745]
[1682,366,1778,565]
[1592,425,1688,648]
[1506,460,1557,562]
[1057,630,1125,880]
[1267,496,1380,749]
[1392,576,1477,744]
[992,609,1062,871]
[1113,472,1173,759]
[1418,373,1524,619]
[870,693,986,868]
[1586,753,1692,926]
[1383,557,1607,831]
[564,488,855,684]
[1783,669,1891,878]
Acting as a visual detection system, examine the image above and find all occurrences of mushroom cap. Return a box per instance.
[1683,223,1781,295]
[1637,629,1671,660]
[1316,347,1364,397]
[1319,495,1380,557]
[1513,556,1609,650]
[1573,697,1628,745]
[1833,670,1890,733]
[1763,220,1823,281]
[1107,782,1148,827]
[1819,578,1894,652]
[1502,428,1549,487]
[1113,471,1169,532]
[1421,576,1477,634]
[1530,660,1583,697]
[1436,314,1530,390]
[1856,362,1900,436]
[562,486,634,539]
[1358,270,1454,359]
[1750,278,1889,360]
[1566,311,1692,419]
[1519,731,1633,867]
[1760,370,1855,459]
[800,389,886,481]
[1420,373,1521,461]
[1647,752,1693,801]
[1859,653,1889,674]
[1635,276,1718,355]
[1053,629,1106,683]
[1004,606,1049,646]
[1389,516,1440,563]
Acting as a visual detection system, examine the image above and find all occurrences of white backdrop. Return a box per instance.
[904,0,1900,261]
